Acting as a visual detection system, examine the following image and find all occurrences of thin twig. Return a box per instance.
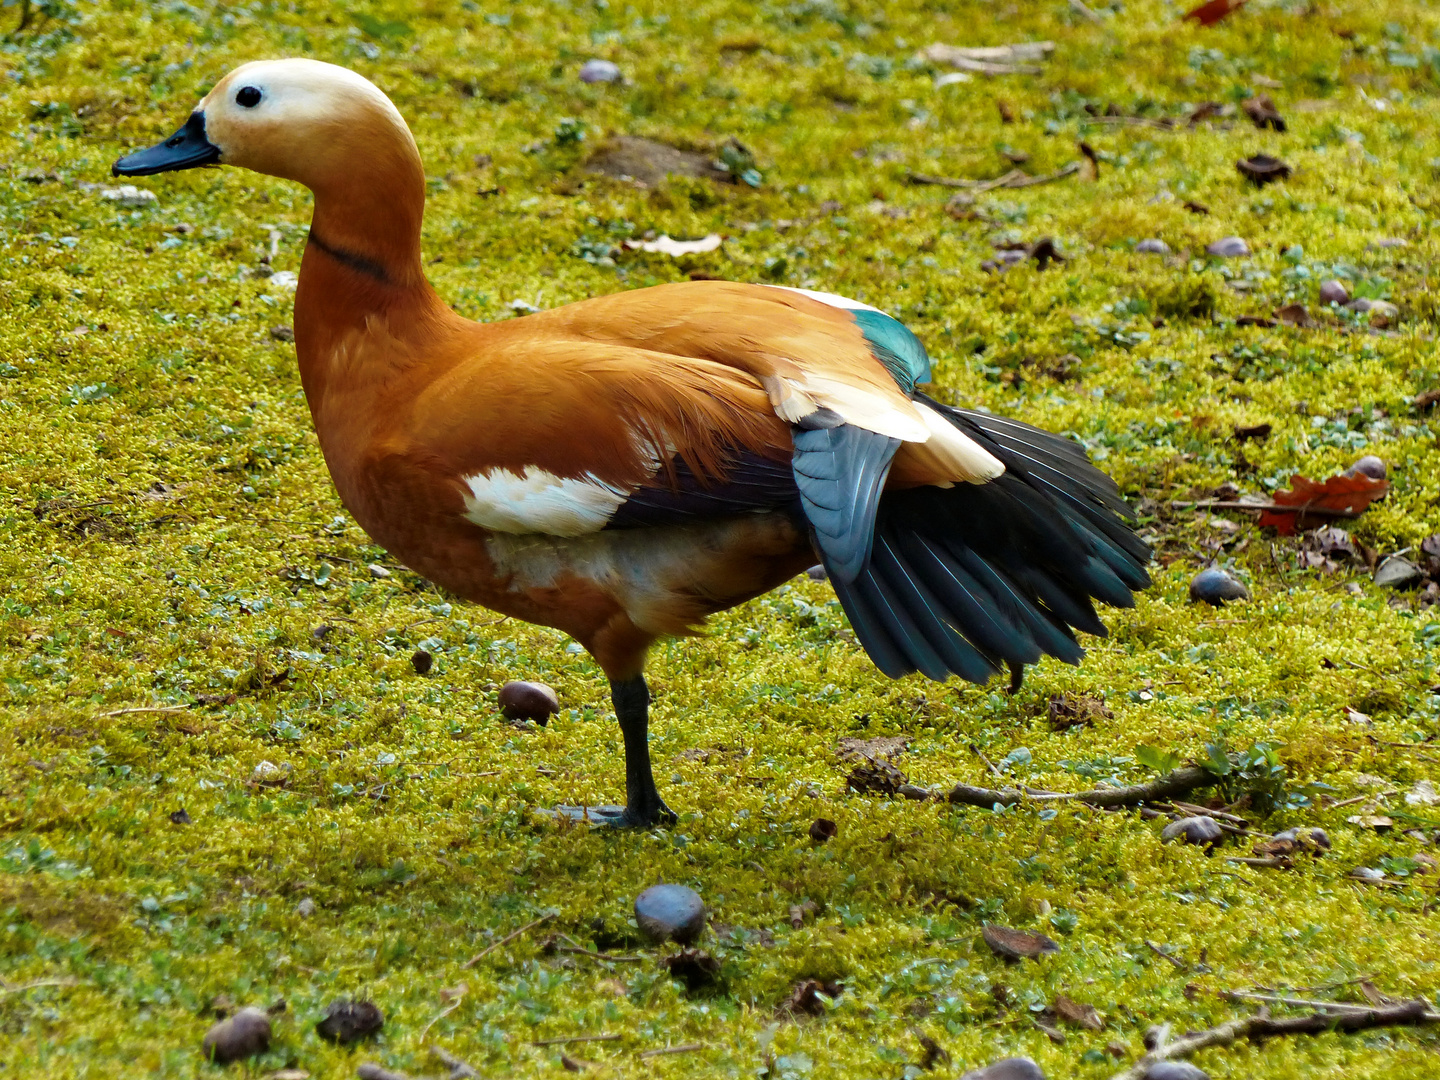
[946,766,1217,810]
[553,946,645,963]
[1068,0,1105,24]
[1328,790,1398,810]
[0,977,83,995]
[1145,941,1188,971]
[906,162,1079,193]
[1173,498,1364,520]
[461,914,555,969]
[1224,991,1379,1013]
[532,1034,622,1047]
[93,704,190,719]
[1226,855,1287,869]
[417,999,463,1042]
[429,1043,480,1079]
[638,1043,705,1059]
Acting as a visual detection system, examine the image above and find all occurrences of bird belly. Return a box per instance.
[484,512,812,636]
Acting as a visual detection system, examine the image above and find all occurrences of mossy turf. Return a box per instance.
[3,1,1440,1077]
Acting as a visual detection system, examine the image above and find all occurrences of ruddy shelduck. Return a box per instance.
[114,60,1150,827]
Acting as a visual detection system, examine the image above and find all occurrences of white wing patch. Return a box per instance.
[765,284,885,314]
[461,467,631,537]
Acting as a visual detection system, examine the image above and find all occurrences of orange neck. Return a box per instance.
[292,144,460,408]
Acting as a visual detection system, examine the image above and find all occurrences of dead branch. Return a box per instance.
[1109,1001,1438,1080]
[946,766,1216,810]
[1173,499,1364,520]
[907,162,1078,193]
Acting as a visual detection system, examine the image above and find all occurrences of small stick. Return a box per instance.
[1144,941,1188,971]
[1225,855,1287,869]
[946,766,1218,810]
[417,999,463,1042]
[1224,991,1378,1013]
[429,1044,481,1079]
[1327,790,1399,809]
[1068,0,1105,24]
[1168,801,1250,825]
[94,704,191,719]
[553,946,644,963]
[532,1035,622,1047]
[0,977,83,995]
[1109,1001,1439,1080]
[638,1043,705,1059]
[462,913,555,969]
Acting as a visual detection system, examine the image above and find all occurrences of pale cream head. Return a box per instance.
[197,59,418,191]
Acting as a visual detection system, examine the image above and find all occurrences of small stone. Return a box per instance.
[809,817,837,843]
[315,999,384,1044]
[99,184,158,208]
[1161,815,1225,848]
[634,883,707,944]
[268,324,295,342]
[1374,556,1423,589]
[1205,236,1249,258]
[1345,297,1375,313]
[498,681,560,724]
[806,564,828,581]
[1346,455,1386,480]
[202,1006,271,1063]
[578,58,623,84]
[1318,279,1350,305]
[367,562,392,578]
[1143,1063,1210,1080]
[411,649,433,675]
[1188,567,1250,606]
[296,897,316,917]
[981,925,1060,962]
[267,270,299,291]
[959,1057,1046,1080]
[1135,238,1170,255]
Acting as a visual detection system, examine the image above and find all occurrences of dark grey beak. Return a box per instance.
[112,111,220,177]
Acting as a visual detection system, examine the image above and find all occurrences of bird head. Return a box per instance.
[111,58,416,192]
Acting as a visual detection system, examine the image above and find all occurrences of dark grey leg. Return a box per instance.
[610,675,676,828]
[552,675,676,828]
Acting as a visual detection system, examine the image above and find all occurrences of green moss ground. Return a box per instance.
[3,1,1440,1076]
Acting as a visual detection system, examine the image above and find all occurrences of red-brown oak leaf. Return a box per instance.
[1185,0,1249,26]
[1256,472,1390,535]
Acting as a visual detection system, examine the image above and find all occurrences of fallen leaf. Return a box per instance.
[1187,101,1223,126]
[1415,388,1440,410]
[1358,980,1395,1007]
[1185,0,1249,26]
[1054,994,1103,1030]
[1032,1016,1066,1043]
[1347,814,1394,830]
[779,978,842,1017]
[837,736,909,761]
[1342,705,1372,726]
[1242,94,1286,131]
[1183,199,1211,215]
[919,41,1055,76]
[914,1030,950,1069]
[622,233,722,256]
[1273,303,1314,327]
[1237,154,1291,186]
[847,759,907,795]
[1233,423,1272,442]
[982,925,1060,962]
[1256,472,1390,535]
[1405,779,1438,807]
[1077,140,1099,182]
[1235,315,1276,328]
[1046,693,1112,730]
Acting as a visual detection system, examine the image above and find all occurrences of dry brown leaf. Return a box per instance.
[1257,472,1390,535]
[1185,0,1249,25]
[1054,993,1103,1030]
[982,925,1060,962]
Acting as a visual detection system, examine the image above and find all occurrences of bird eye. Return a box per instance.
[236,86,262,108]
